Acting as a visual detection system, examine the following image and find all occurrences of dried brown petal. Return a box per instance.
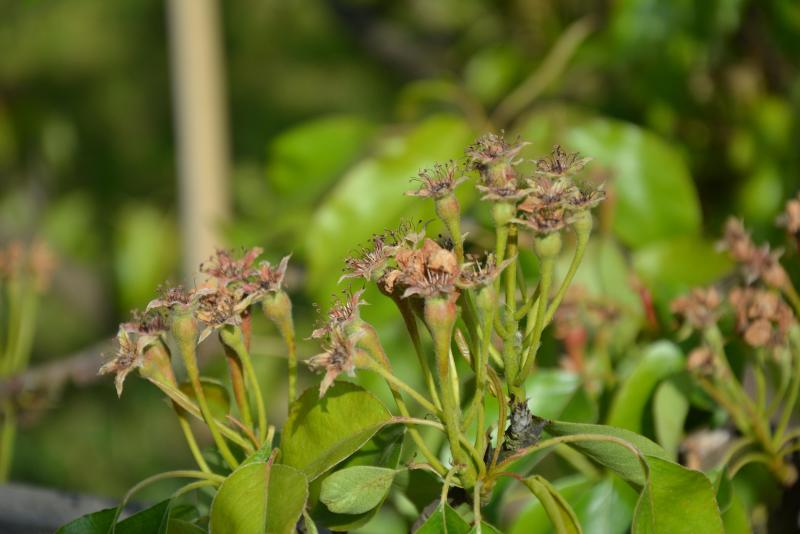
[533,145,591,178]
[307,329,359,397]
[406,161,467,199]
[671,287,722,330]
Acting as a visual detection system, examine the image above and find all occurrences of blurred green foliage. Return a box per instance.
[1,0,800,530]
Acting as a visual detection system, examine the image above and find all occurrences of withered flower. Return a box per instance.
[200,247,262,284]
[340,235,395,283]
[512,208,570,235]
[519,178,577,212]
[729,287,795,348]
[671,287,722,330]
[195,285,246,342]
[475,176,528,203]
[458,253,512,288]
[465,133,527,171]
[741,244,788,288]
[567,181,606,211]
[777,194,800,235]
[244,255,291,298]
[99,328,143,397]
[533,145,591,178]
[385,238,461,299]
[122,309,168,342]
[307,328,361,397]
[145,285,194,313]
[717,218,754,263]
[311,288,368,339]
[686,346,716,376]
[406,161,467,199]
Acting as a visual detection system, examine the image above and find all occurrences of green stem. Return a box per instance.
[110,470,225,533]
[429,301,472,487]
[174,318,240,470]
[0,401,16,481]
[222,342,253,430]
[364,359,440,416]
[359,338,447,476]
[175,406,212,474]
[517,257,554,385]
[221,326,267,443]
[781,280,800,318]
[543,231,589,325]
[774,330,800,445]
[394,297,442,410]
[502,226,520,391]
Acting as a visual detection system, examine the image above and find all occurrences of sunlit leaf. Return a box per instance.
[545,421,669,485]
[209,462,307,534]
[320,466,397,514]
[415,503,471,534]
[523,475,583,534]
[266,114,375,203]
[311,424,405,530]
[304,114,472,300]
[281,382,391,480]
[632,456,724,534]
[607,341,684,433]
[56,500,171,534]
[652,380,689,459]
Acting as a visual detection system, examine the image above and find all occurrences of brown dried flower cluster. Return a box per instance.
[466,133,529,202]
[466,132,527,171]
[308,328,360,396]
[459,253,512,288]
[533,145,591,178]
[383,238,461,299]
[729,287,794,348]
[718,218,788,288]
[513,147,603,235]
[777,194,800,236]
[100,309,169,396]
[671,287,723,331]
[406,161,467,200]
[310,288,367,339]
[103,248,292,394]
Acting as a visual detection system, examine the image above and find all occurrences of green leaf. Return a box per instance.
[320,466,397,514]
[509,476,637,534]
[178,378,231,419]
[632,456,724,534]
[468,522,503,534]
[527,370,597,423]
[523,475,583,534]
[416,503,471,534]
[652,380,689,459]
[711,468,733,514]
[57,500,172,534]
[304,114,472,298]
[209,462,308,534]
[632,236,732,305]
[281,382,391,480]
[607,341,684,433]
[566,118,701,248]
[311,423,405,530]
[266,114,375,203]
[167,519,206,534]
[721,490,750,534]
[516,111,701,249]
[56,509,115,534]
[573,477,638,534]
[301,511,319,534]
[545,421,669,485]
